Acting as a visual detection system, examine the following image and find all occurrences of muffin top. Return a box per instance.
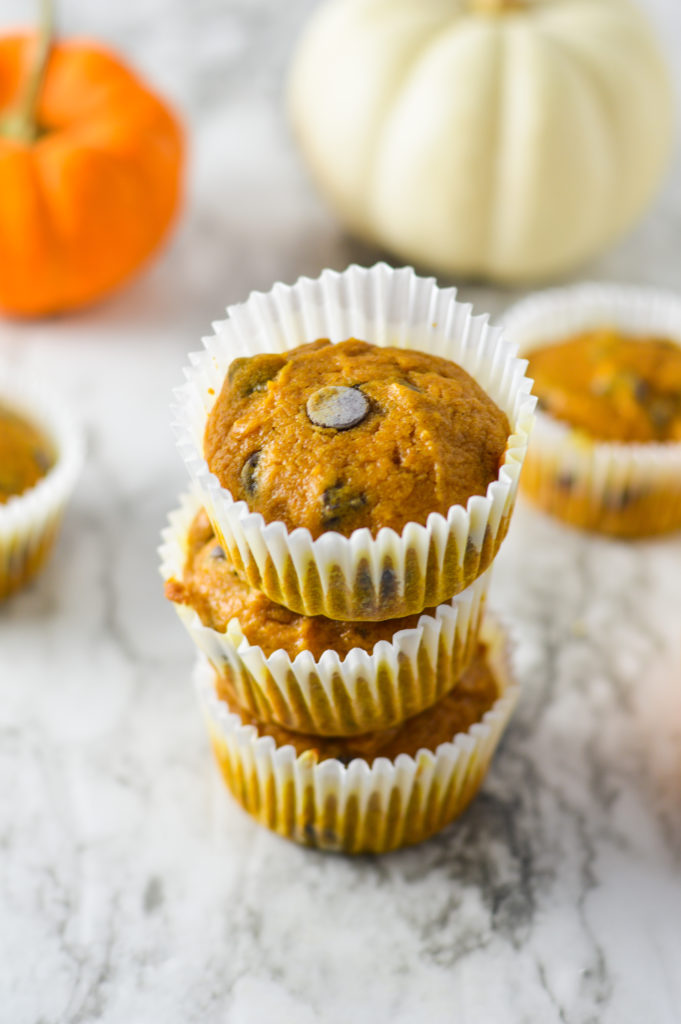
[527,328,681,443]
[214,640,498,764]
[0,403,54,504]
[204,338,510,538]
[165,510,440,659]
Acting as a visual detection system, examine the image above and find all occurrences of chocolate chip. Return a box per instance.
[210,545,226,561]
[604,485,640,511]
[227,354,286,398]
[649,396,676,432]
[306,386,369,430]
[240,451,261,497]
[321,482,367,530]
[32,447,52,473]
[633,377,651,404]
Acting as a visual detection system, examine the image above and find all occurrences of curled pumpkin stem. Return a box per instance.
[1,0,55,144]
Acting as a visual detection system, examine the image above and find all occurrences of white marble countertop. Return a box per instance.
[1,1,681,1022]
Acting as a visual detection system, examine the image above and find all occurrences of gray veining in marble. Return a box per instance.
[1,1,680,1022]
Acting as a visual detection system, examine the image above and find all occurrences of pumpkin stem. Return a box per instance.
[1,0,55,144]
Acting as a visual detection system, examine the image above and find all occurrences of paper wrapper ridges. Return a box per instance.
[0,378,83,599]
[161,491,492,736]
[504,283,681,537]
[174,263,535,620]
[196,618,518,854]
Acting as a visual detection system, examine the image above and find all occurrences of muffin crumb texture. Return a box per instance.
[527,328,681,442]
[204,339,510,537]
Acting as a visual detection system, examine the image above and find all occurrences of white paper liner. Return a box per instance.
[173,264,535,619]
[0,374,84,599]
[196,615,518,854]
[160,489,492,736]
[504,283,681,537]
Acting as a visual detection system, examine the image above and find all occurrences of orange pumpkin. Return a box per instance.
[0,12,184,317]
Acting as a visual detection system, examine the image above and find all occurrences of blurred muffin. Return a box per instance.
[504,284,681,537]
[0,379,82,599]
[0,403,55,503]
[528,328,681,443]
[204,338,510,538]
[161,496,490,736]
[196,617,519,853]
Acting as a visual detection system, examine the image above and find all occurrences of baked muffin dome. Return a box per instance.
[204,338,510,538]
[527,328,681,443]
[165,509,440,659]
[0,403,54,503]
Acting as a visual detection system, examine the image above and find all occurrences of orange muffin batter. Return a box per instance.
[527,328,681,443]
[215,641,498,764]
[204,339,510,538]
[166,509,440,659]
[0,403,54,503]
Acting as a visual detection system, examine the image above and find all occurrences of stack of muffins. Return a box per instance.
[161,264,535,853]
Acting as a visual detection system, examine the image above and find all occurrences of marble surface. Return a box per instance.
[1,1,681,1021]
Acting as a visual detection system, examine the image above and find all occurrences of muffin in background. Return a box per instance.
[504,284,681,538]
[0,378,83,599]
[528,328,681,444]
[0,404,55,504]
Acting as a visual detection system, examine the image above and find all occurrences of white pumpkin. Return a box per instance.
[288,0,675,283]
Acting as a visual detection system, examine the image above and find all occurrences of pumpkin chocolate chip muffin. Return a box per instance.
[179,265,534,619]
[204,338,510,538]
[197,616,519,853]
[527,328,681,443]
[166,508,440,659]
[0,382,82,600]
[0,403,54,503]
[161,494,491,736]
[213,640,499,764]
[505,283,681,538]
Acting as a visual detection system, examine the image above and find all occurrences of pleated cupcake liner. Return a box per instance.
[173,263,535,620]
[504,282,681,537]
[160,489,492,737]
[196,616,518,854]
[0,375,83,599]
